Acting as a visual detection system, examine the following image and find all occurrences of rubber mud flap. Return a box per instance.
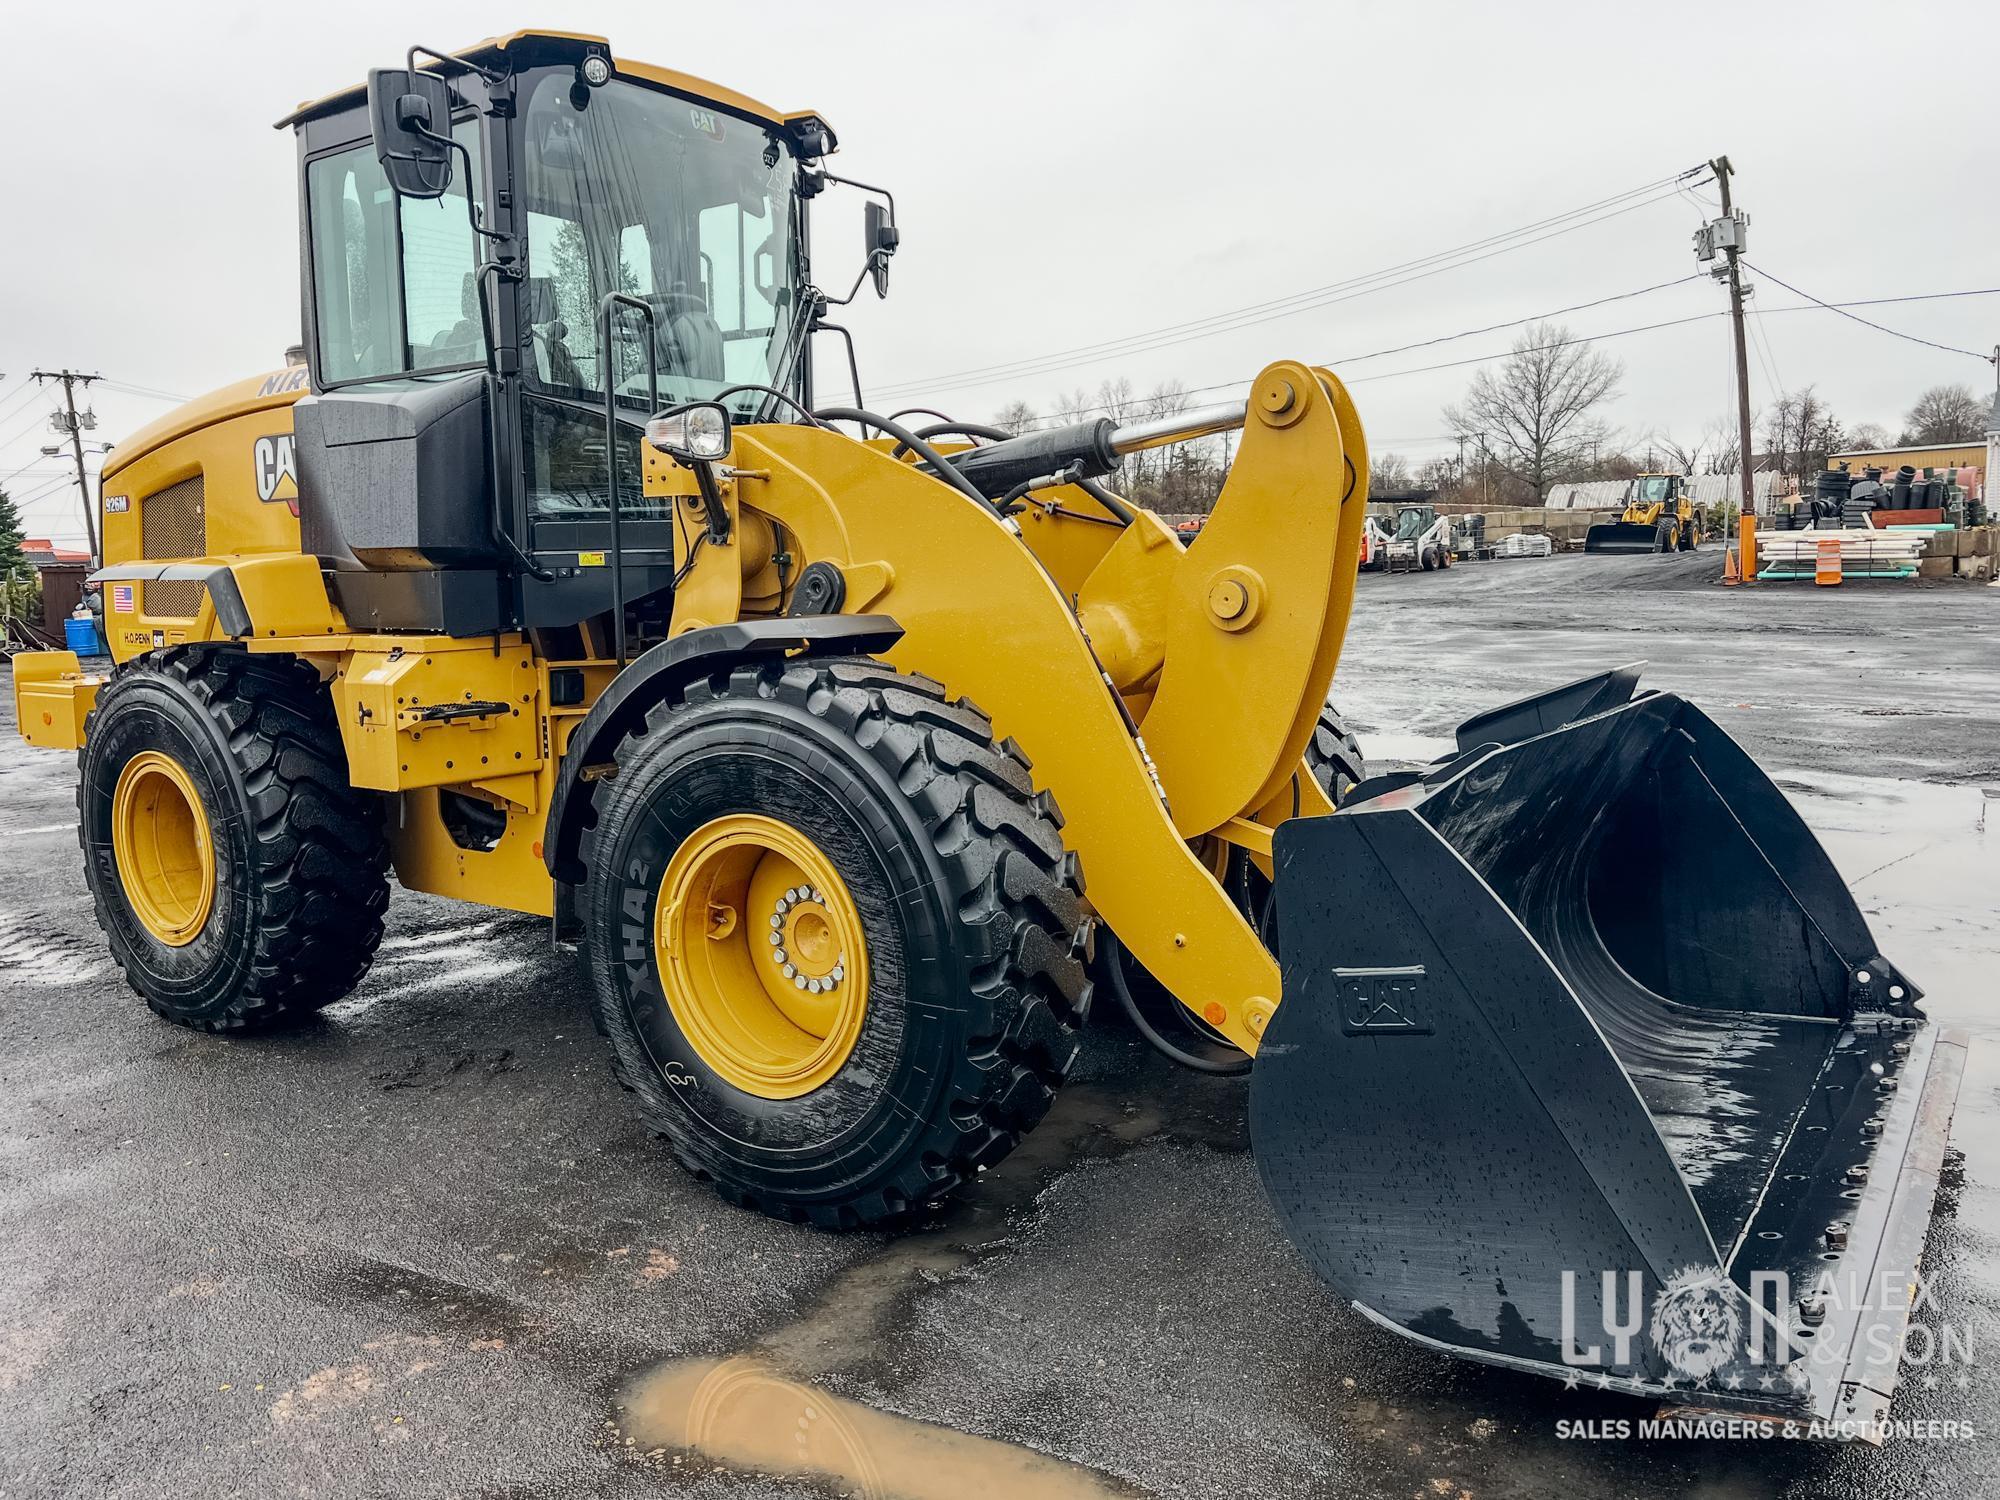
[1250,676,1960,1428]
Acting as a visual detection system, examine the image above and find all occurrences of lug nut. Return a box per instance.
[1845,1163,1868,1184]
[1799,1294,1827,1326]
[1826,1220,1850,1249]
[1862,1116,1884,1136]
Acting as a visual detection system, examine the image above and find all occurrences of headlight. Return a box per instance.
[579,54,612,87]
[645,403,732,463]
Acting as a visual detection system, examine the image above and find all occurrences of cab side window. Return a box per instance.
[306,122,485,383]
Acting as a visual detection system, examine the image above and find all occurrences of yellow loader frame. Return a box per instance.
[19,359,1365,1056]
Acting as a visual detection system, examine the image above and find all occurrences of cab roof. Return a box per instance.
[276,28,831,142]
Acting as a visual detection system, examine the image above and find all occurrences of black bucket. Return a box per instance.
[1254,668,1963,1426]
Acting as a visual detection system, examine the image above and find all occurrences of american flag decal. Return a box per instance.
[112,584,135,613]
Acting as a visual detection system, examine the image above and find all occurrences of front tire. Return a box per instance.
[78,649,389,1032]
[581,657,1090,1227]
[1306,695,1367,805]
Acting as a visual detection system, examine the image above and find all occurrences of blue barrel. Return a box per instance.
[63,616,104,658]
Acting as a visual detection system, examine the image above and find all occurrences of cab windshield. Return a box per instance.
[519,75,803,413]
[1635,476,1673,502]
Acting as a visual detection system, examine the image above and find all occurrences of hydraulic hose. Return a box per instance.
[904,421,1138,526]
[811,406,996,510]
[1097,930,1252,1077]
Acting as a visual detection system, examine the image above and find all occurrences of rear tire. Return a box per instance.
[580,657,1091,1227]
[78,649,389,1032]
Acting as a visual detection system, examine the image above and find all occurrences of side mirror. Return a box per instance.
[366,67,454,198]
[864,201,899,299]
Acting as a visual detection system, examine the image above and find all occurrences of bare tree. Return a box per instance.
[1700,414,1742,476]
[1899,385,1988,446]
[1654,430,1706,476]
[992,399,1038,436]
[1443,322,1622,502]
[1048,387,1095,426]
[1369,453,1415,494]
[1415,455,1459,499]
[1761,387,1844,486]
[1654,416,1743,476]
[1844,420,1892,451]
[1092,377,1139,427]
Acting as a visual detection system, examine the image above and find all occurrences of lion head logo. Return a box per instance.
[1648,1267,1742,1380]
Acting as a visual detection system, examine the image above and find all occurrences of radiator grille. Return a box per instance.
[141,474,206,616]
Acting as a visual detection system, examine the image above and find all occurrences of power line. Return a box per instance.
[0,380,44,423]
[0,393,58,452]
[1746,296,1786,399]
[1743,264,1997,363]
[988,284,2000,432]
[99,377,194,403]
[874,186,1697,401]
[871,174,1697,393]
[10,474,76,508]
[865,171,1710,402]
[1002,273,1711,430]
[0,463,73,486]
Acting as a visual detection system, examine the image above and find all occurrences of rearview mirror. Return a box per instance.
[366,67,454,199]
[864,201,899,299]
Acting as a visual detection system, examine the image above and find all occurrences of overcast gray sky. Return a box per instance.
[4,0,1996,546]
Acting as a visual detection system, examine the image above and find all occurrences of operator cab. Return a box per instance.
[281,32,892,641]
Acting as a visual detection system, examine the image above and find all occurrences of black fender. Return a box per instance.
[542,614,903,883]
[90,563,255,639]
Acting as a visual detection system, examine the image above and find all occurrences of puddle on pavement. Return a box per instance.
[612,1085,1161,1493]
[597,765,1996,1493]
[1776,768,1998,1036]
[1357,730,1456,767]
[618,1356,1132,1499]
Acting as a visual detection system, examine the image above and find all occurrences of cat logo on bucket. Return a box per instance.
[253,434,299,513]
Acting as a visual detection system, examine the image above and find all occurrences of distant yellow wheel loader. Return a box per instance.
[1585,472,1703,553]
[9,31,1961,1432]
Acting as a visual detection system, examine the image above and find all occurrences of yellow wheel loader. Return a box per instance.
[10,31,1962,1431]
[1585,472,1703,553]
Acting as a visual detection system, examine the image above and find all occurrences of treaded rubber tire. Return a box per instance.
[1654,520,1675,553]
[579,656,1091,1228]
[78,648,389,1032]
[1305,695,1366,806]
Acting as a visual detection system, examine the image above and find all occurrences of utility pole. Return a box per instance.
[1699,159,1757,523]
[30,369,102,565]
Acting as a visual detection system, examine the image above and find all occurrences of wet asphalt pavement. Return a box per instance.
[2,551,1996,1498]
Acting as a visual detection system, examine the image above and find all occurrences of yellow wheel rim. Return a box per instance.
[111,750,215,946]
[654,814,870,1100]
